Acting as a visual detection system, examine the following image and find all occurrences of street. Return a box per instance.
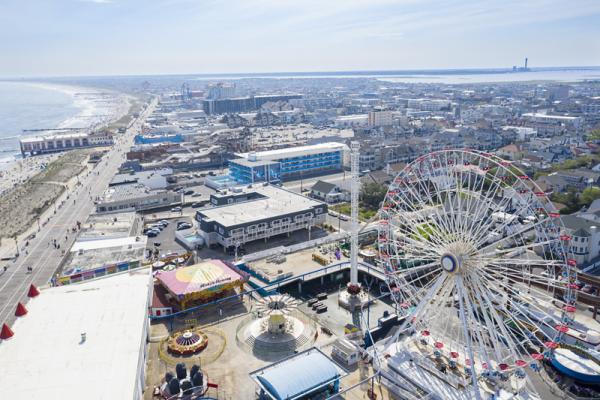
[0,100,156,328]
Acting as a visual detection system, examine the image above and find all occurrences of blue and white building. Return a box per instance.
[249,347,346,400]
[229,142,348,184]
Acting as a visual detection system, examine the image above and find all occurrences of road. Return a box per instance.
[0,99,156,329]
[282,171,349,193]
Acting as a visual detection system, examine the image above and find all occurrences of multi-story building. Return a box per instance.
[368,111,393,127]
[19,130,113,156]
[561,215,600,266]
[334,114,369,128]
[407,99,451,111]
[521,113,582,136]
[196,185,327,250]
[202,94,302,115]
[229,142,347,184]
[207,82,236,100]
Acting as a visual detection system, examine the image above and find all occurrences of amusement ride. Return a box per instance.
[375,149,580,398]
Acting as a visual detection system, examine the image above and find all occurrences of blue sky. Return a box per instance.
[1,0,599,77]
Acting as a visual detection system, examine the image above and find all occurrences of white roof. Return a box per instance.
[236,142,347,162]
[199,185,323,227]
[522,113,579,121]
[20,132,89,143]
[71,236,142,252]
[0,270,150,400]
[335,114,368,120]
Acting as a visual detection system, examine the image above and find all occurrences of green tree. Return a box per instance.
[580,187,600,207]
[361,182,388,210]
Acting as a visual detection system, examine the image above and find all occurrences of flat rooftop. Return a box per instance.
[77,212,138,240]
[20,131,88,143]
[230,158,279,168]
[236,142,348,162]
[199,185,324,228]
[63,236,147,276]
[0,270,151,400]
[100,183,166,203]
[522,113,579,120]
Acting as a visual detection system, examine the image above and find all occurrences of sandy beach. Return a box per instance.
[0,153,61,195]
[0,82,132,194]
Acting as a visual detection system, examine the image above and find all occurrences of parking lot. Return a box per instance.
[144,216,194,257]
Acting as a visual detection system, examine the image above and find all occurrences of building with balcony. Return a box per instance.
[195,185,327,250]
[229,142,347,184]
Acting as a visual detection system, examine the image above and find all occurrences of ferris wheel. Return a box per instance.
[376,149,578,398]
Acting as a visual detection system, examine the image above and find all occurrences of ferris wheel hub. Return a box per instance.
[440,253,462,273]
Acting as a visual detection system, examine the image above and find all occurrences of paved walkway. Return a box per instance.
[0,101,155,329]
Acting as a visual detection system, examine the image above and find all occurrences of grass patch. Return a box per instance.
[0,150,89,238]
[330,203,377,222]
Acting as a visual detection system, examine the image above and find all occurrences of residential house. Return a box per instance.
[561,214,600,265]
[310,180,349,203]
[496,144,523,160]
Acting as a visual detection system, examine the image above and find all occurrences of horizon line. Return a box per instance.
[2,65,600,81]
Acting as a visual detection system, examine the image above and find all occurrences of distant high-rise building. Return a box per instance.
[202,94,302,115]
[207,82,236,100]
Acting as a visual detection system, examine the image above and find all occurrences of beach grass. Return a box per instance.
[0,150,89,239]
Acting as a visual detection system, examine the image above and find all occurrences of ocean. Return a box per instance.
[0,81,83,164]
[0,81,131,170]
[191,67,600,83]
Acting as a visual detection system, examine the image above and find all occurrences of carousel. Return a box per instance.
[167,328,209,356]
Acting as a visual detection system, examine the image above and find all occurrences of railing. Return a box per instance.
[150,260,386,321]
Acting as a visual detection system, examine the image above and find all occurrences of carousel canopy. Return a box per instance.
[157,259,243,297]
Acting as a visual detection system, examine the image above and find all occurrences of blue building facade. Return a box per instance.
[229,160,281,184]
[278,150,342,178]
[134,134,184,145]
[229,143,346,184]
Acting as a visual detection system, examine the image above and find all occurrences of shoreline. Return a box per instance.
[0,82,132,170]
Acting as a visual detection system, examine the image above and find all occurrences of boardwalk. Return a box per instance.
[0,102,155,329]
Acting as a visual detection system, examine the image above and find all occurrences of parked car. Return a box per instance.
[191,202,202,208]
[171,206,182,212]
[307,298,319,307]
[159,220,169,226]
[316,304,328,313]
[177,223,192,231]
[184,190,194,195]
[146,231,158,238]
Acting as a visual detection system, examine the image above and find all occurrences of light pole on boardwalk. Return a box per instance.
[13,235,19,257]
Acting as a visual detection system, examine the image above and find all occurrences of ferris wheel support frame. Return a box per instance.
[375,149,577,398]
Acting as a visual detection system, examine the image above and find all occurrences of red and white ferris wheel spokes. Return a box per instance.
[377,149,576,398]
